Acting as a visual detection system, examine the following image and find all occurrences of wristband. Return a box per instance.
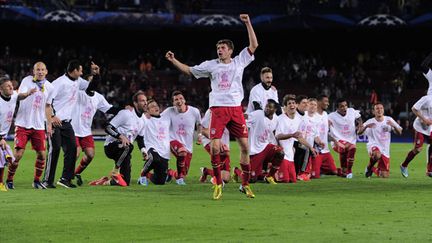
[140,147,147,154]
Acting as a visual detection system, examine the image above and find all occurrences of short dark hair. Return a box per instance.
[0,75,11,86]
[171,90,183,100]
[336,98,347,106]
[283,94,296,106]
[132,90,146,103]
[317,94,328,101]
[67,59,81,73]
[216,39,234,51]
[267,99,278,107]
[147,98,158,106]
[296,94,308,104]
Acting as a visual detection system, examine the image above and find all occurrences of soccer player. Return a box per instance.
[275,95,316,183]
[312,94,338,179]
[92,91,148,187]
[247,99,284,184]
[43,60,98,189]
[137,99,172,186]
[293,94,309,175]
[400,94,432,177]
[328,98,362,179]
[0,75,36,191]
[358,102,402,178]
[199,109,231,184]
[165,14,258,199]
[246,67,280,114]
[6,62,53,189]
[296,98,325,181]
[72,70,128,186]
[161,90,201,185]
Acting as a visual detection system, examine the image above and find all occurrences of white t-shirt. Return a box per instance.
[328,108,361,145]
[423,69,432,95]
[161,105,201,153]
[299,112,319,148]
[72,91,112,137]
[190,47,254,107]
[144,114,171,160]
[363,116,401,158]
[246,83,279,114]
[47,74,89,120]
[412,95,432,136]
[15,76,53,130]
[247,110,278,155]
[275,113,302,161]
[201,109,230,147]
[104,109,146,145]
[0,92,18,136]
[315,111,330,153]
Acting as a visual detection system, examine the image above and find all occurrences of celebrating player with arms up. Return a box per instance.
[166,14,258,199]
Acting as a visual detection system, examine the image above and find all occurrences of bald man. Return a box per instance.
[6,62,54,189]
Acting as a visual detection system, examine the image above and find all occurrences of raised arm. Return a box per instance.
[165,51,192,76]
[240,14,258,54]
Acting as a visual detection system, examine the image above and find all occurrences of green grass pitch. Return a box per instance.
[1,141,432,242]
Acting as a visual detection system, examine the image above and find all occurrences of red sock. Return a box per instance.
[240,163,251,186]
[340,153,347,170]
[34,159,45,181]
[211,154,222,185]
[234,167,242,177]
[75,156,91,175]
[0,168,4,183]
[7,159,19,182]
[402,150,417,167]
[176,156,185,179]
[204,167,214,177]
[346,148,356,173]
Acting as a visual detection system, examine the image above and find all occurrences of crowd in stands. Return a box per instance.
[2,0,430,17]
[0,43,427,137]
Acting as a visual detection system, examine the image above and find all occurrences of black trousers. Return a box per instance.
[294,141,308,175]
[43,121,77,184]
[104,141,134,185]
[142,148,168,185]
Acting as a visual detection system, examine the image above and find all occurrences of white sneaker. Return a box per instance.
[137,176,148,186]
[400,165,408,178]
[176,178,186,185]
[346,173,353,179]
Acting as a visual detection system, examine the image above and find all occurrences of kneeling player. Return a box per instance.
[137,99,171,186]
[359,102,402,178]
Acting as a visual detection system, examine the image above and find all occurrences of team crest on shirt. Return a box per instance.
[176,124,187,136]
[211,128,216,135]
[33,94,43,109]
[218,72,231,90]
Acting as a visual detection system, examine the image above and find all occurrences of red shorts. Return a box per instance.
[204,144,231,171]
[209,106,247,139]
[413,131,431,149]
[312,152,337,178]
[14,126,46,151]
[276,159,296,183]
[332,140,355,153]
[370,146,390,172]
[76,135,95,149]
[170,140,193,174]
[250,144,283,178]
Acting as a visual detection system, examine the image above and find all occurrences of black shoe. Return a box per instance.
[75,174,83,186]
[42,181,56,189]
[57,178,77,188]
